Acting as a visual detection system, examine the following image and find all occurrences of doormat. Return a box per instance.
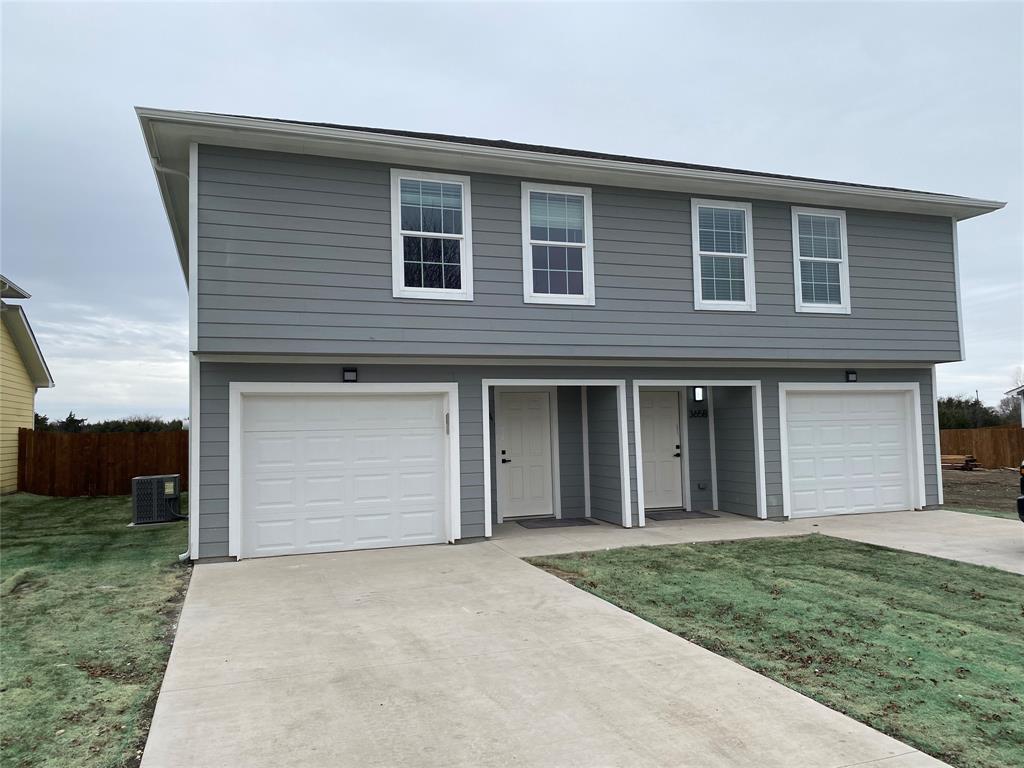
[645,509,718,521]
[517,517,599,529]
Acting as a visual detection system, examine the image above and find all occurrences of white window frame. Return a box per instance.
[791,206,851,315]
[691,198,756,311]
[521,182,596,306]
[390,168,473,301]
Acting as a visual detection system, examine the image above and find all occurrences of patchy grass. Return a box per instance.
[0,494,189,768]
[529,535,1024,768]
[943,468,1021,520]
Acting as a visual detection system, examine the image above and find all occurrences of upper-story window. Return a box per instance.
[521,182,595,305]
[791,207,851,314]
[690,199,756,311]
[390,169,473,300]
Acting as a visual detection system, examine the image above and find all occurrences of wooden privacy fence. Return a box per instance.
[940,426,1024,469]
[17,429,188,497]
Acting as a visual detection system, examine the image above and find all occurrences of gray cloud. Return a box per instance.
[3,1,1021,418]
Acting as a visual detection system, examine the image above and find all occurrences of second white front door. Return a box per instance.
[496,390,554,519]
[640,390,684,509]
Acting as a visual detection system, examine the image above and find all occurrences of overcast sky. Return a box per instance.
[3,1,1021,421]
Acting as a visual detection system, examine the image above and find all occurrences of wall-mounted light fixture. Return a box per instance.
[845,370,858,383]
[342,367,358,383]
[693,386,705,402]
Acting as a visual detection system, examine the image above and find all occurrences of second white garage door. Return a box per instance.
[783,389,919,518]
[241,393,448,558]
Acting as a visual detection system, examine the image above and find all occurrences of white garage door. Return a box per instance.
[784,390,916,518]
[241,393,447,558]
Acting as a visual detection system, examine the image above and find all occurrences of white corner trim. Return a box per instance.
[581,386,591,517]
[632,379,766,524]
[680,390,692,512]
[520,181,596,306]
[617,384,633,528]
[227,381,461,559]
[791,206,852,315]
[691,198,757,312]
[931,365,944,506]
[188,142,198,351]
[390,168,474,301]
[751,382,767,519]
[777,382,927,519]
[482,379,629,532]
[951,217,965,361]
[188,355,200,559]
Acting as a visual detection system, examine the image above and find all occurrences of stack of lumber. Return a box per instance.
[941,454,980,471]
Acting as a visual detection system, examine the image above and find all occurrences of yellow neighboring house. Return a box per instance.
[0,275,54,493]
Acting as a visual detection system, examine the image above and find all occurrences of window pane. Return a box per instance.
[400,178,462,235]
[800,258,841,304]
[701,254,745,301]
[533,268,548,294]
[402,236,462,291]
[531,245,584,296]
[797,214,842,260]
[530,191,585,243]
[698,206,747,254]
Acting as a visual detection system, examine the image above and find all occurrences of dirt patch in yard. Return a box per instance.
[942,467,1020,519]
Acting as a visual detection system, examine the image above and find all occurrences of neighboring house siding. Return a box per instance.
[712,387,758,517]
[196,362,939,558]
[0,320,34,493]
[686,388,714,511]
[557,387,586,518]
[196,146,960,362]
[585,385,623,525]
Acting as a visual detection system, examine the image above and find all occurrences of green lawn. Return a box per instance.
[1,494,189,768]
[530,535,1024,768]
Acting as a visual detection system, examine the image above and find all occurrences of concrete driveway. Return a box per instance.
[142,541,946,768]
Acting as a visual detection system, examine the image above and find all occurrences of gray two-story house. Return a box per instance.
[138,108,1003,560]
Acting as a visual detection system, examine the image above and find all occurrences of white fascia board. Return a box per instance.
[1,305,54,388]
[136,108,1006,270]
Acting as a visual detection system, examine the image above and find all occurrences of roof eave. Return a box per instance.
[136,107,1007,276]
[1,304,54,389]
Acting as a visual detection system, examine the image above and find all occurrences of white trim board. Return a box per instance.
[931,365,944,506]
[187,142,198,351]
[226,381,461,559]
[188,355,200,559]
[777,382,927,519]
[632,379,767,524]
[195,354,939,369]
[482,379,631,535]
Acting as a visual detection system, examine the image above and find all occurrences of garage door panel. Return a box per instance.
[240,393,448,558]
[785,390,915,518]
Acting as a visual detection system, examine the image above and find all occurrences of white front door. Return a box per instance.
[784,390,914,518]
[640,390,684,509]
[241,393,447,558]
[495,391,554,519]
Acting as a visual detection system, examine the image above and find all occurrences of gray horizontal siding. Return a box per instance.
[712,387,758,517]
[557,387,586,519]
[195,361,939,559]
[196,146,961,362]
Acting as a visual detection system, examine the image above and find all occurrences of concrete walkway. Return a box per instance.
[143,539,949,768]
[493,508,1024,574]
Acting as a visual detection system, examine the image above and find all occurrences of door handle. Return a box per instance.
[501,458,511,464]
[673,452,681,458]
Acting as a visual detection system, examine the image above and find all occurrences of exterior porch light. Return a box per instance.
[693,386,705,402]
[845,370,858,383]
[342,367,358,383]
